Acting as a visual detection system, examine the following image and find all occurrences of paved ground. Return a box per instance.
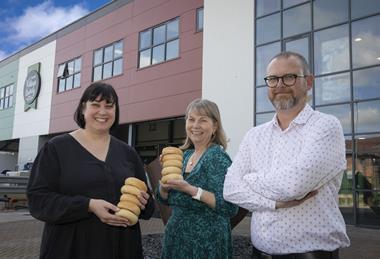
[0,210,379,258]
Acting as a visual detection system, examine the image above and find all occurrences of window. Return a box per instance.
[57,57,81,93]
[93,41,123,81]
[138,18,179,68]
[196,7,204,32]
[0,84,14,110]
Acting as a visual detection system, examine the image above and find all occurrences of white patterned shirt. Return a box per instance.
[223,104,350,254]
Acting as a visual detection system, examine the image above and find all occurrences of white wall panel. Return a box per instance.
[13,41,56,138]
[203,0,254,157]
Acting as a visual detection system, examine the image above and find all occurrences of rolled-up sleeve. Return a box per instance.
[223,131,276,212]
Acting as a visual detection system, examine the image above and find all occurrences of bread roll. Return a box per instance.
[161,173,183,184]
[162,160,183,169]
[121,185,141,196]
[120,193,141,205]
[124,177,147,192]
[162,154,183,162]
[115,209,138,225]
[162,146,183,156]
[117,201,141,215]
[162,166,182,176]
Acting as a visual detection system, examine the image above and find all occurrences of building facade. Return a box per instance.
[0,0,379,227]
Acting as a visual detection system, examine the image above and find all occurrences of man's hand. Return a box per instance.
[275,190,318,209]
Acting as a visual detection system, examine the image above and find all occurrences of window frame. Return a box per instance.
[0,83,14,110]
[57,56,82,93]
[138,17,180,68]
[92,40,124,82]
[196,7,204,32]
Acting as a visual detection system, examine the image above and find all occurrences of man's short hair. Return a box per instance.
[269,51,310,75]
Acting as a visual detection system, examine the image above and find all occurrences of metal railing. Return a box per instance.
[0,176,29,195]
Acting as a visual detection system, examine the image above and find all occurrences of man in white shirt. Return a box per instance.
[223,52,350,259]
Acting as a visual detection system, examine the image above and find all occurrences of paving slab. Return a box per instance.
[0,211,379,259]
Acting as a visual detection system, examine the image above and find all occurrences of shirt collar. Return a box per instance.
[271,104,314,128]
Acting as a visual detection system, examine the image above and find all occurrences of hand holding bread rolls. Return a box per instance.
[116,177,148,225]
[160,147,184,183]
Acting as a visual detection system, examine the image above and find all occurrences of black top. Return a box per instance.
[27,134,155,259]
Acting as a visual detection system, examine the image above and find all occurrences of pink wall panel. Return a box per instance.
[50,0,204,134]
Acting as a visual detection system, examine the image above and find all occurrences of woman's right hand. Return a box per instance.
[88,199,130,227]
[159,181,171,200]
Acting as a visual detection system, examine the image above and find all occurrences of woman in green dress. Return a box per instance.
[156,98,238,259]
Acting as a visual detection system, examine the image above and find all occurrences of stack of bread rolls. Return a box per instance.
[115,177,147,225]
[161,147,184,183]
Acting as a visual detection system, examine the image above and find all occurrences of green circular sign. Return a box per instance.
[23,70,41,105]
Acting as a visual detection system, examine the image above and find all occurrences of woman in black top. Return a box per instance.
[27,82,154,259]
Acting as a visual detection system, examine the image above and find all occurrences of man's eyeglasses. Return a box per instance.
[264,74,308,88]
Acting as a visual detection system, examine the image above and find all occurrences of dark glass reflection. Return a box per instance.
[139,30,152,50]
[67,61,75,75]
[74,58,81,73]
[256,13,280,45]
[113,59,123,76]
[283,0,308,8]
[102,62,112,79]
[351,0,380,19]
[73,73,80,88]
[256,42,281,86]
[114,42,123,59]
[58,79,65,92]
[355,136,380,226]
[283,4,311,37]
[256,0,280,17]
[167,19,179,40]
[316,104,351,135]
[256,87,274,113]
[196,9,203,31]
[93,66,102,81]
[313,0,348,29]
[340,138,355,224]
[352,15,380,68]
[153,25,165,45]
[256,112,275,126]
[314,24,349,75]
[152,44,165,64]
[166,39,179,60]
[285,37,309,64]
[66,76,73,90]
[94,49,103,66]
[356,136,380,195]
[354,100,380,133]
[357,191,380,226]
[104,46,113,63]
[314,73,350,105]
[139,49,151,68]
[353,66,380,100]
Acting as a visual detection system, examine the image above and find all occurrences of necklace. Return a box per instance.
[189,150,204,167]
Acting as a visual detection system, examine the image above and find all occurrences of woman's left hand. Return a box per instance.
[164,179,197,196]
[136,191,150,210]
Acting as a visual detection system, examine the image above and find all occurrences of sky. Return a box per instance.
[0,0,110,62]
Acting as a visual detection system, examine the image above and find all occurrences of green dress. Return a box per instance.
[156,144,238,259]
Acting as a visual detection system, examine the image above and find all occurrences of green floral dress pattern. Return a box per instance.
[156,144,238,259]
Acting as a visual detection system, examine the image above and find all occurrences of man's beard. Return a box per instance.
[271,94,302,110]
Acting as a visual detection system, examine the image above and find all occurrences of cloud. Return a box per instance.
[352,31,380,68]
[7,1,89,42]
[0,50,8,61]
